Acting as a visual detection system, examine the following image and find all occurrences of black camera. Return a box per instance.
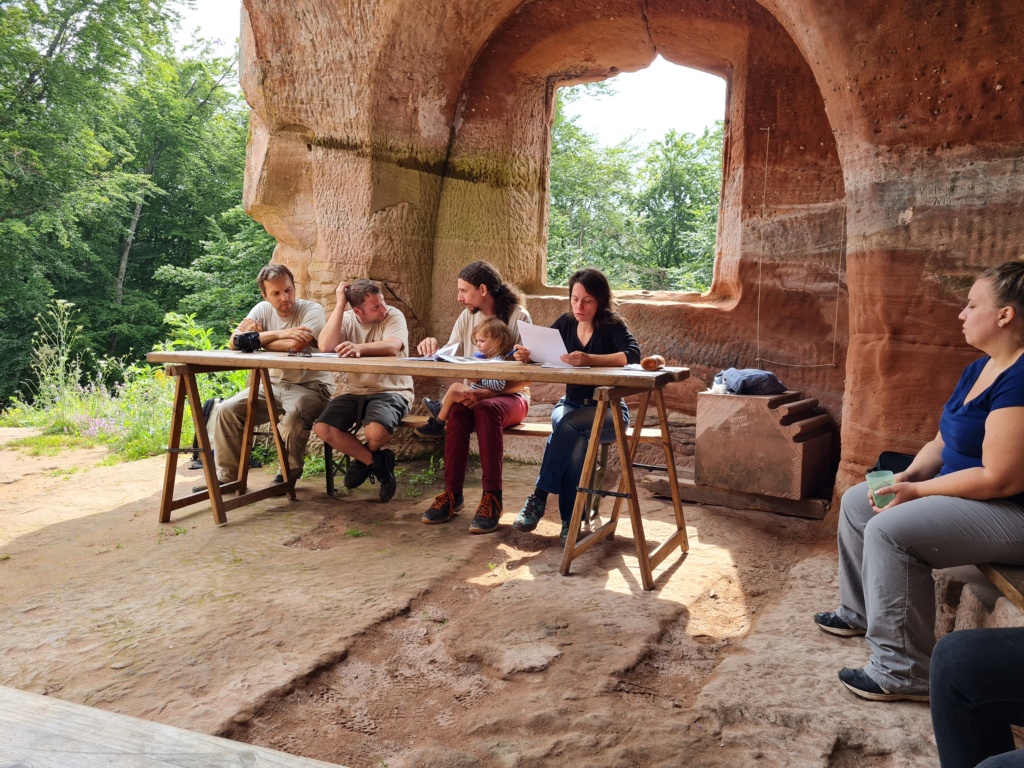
[235,331,262,353]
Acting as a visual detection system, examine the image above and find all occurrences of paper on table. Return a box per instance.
[517,322,583,368]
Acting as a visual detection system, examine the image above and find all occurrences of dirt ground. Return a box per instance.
[0,427,938,767]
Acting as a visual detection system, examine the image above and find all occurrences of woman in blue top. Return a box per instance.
[510,268,642,544]
[815,261,1024,703]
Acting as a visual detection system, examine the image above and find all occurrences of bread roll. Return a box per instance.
[641,354,665,371]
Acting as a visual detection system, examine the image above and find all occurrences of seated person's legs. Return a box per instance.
[815,482,874,636]
[315,396,374,489]
[211,388,269,486]
[317,393,408,502]
[275,383,330,480]
[932,628,1024,768]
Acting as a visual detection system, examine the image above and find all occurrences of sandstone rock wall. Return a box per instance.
[240,0,1023,502]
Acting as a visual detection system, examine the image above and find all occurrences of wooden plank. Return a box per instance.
[978,563,1024,613]
[0,685,344,767]
[642,470,830,520]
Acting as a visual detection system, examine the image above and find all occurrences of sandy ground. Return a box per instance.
[0,427,938,767]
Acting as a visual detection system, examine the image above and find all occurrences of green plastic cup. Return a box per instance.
[866,470,895,507]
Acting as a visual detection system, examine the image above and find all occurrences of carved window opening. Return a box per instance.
[544,62,726,297]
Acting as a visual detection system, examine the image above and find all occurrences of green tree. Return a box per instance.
[155,204,276,341]
[0,0,175,400]
[547,84,642,287]
[546,80,724,293]
[0,0,252,406]
[632,124,723,291]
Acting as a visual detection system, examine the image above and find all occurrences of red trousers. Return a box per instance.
[444,393,529,493]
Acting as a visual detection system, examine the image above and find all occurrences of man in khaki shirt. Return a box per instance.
[313,279,413,502]
[202,264,332,490]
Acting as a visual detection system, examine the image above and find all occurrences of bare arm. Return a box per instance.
[230,317,314,353]
[880,408,1024,507]
[318,282,350,352]
[560,351,628,367]
[333,335,404,358]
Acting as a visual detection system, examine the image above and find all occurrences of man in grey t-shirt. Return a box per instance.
[201,264,332,490]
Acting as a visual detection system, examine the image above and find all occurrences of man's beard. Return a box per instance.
[468,306,480,314]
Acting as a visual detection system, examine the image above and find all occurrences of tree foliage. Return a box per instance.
[0,0,252,405]
[547,84,724,293]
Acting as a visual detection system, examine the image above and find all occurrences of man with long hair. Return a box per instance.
[416,261,532,533]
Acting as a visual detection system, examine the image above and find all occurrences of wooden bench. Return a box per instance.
[323,413,665,503]
[978,563,1024,613]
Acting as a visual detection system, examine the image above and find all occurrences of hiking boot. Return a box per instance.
[372,448,397,502]
[469,492,502,534]
[559,518,591,546]
[413,416,446,439]
[272,468,303,485]
[424,398,442,418]
[512,494,546,532]
[838,668,929,703]
[814,611,866,637]
[343,457,374,489]
[422,489,464,524]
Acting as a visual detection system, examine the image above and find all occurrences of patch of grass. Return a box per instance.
[6,434,102,456]
[345,526,369,538]
[301,455,326,478]
[0,554,10,561]
[172,526,187,536]
[44,466,82,477]
[398,455,444,499]
[487,562,498,571]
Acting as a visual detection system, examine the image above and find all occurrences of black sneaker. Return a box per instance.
[838,667,929,703]
[272,468,303,484]
[468,492,502,534]
[814,611,867,637]
[512,494,546,532]
[424,398,442,418]
[372,448,397,502]
[343,458,374,489]
[422,490,464,524]
[413,416,446,439]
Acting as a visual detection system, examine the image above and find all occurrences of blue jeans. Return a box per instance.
[535,397,630,523]
[931,628,1024,768]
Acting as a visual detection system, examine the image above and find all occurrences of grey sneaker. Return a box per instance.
[372,448,397,502]
[814,611,866,637]
[422,490,464,524]
[838,667,929,703]
[468,492,502,534]
[559,518,591,546]
[512,494,546,532]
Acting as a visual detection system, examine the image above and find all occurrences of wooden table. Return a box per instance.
[147,349,690,590]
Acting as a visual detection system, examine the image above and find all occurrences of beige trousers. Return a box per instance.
[212,379,331,482]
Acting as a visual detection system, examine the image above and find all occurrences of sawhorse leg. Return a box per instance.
[559,386,688,590]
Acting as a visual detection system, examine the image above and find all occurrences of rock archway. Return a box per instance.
[240,0,1023,497]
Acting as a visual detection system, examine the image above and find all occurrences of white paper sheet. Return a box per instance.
[517,322,577,368]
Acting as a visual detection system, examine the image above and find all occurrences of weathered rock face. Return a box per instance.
[240,0,1023,500]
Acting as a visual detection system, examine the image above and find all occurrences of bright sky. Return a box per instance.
[174,5,727,147]
[563,57,726,146]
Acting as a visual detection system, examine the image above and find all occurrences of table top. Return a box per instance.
[146,350,690,390]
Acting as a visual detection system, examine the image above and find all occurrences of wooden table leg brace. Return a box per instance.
[559,386,689,590]
[158,364,295,526]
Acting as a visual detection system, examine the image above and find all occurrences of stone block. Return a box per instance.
[695,391,832,500]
